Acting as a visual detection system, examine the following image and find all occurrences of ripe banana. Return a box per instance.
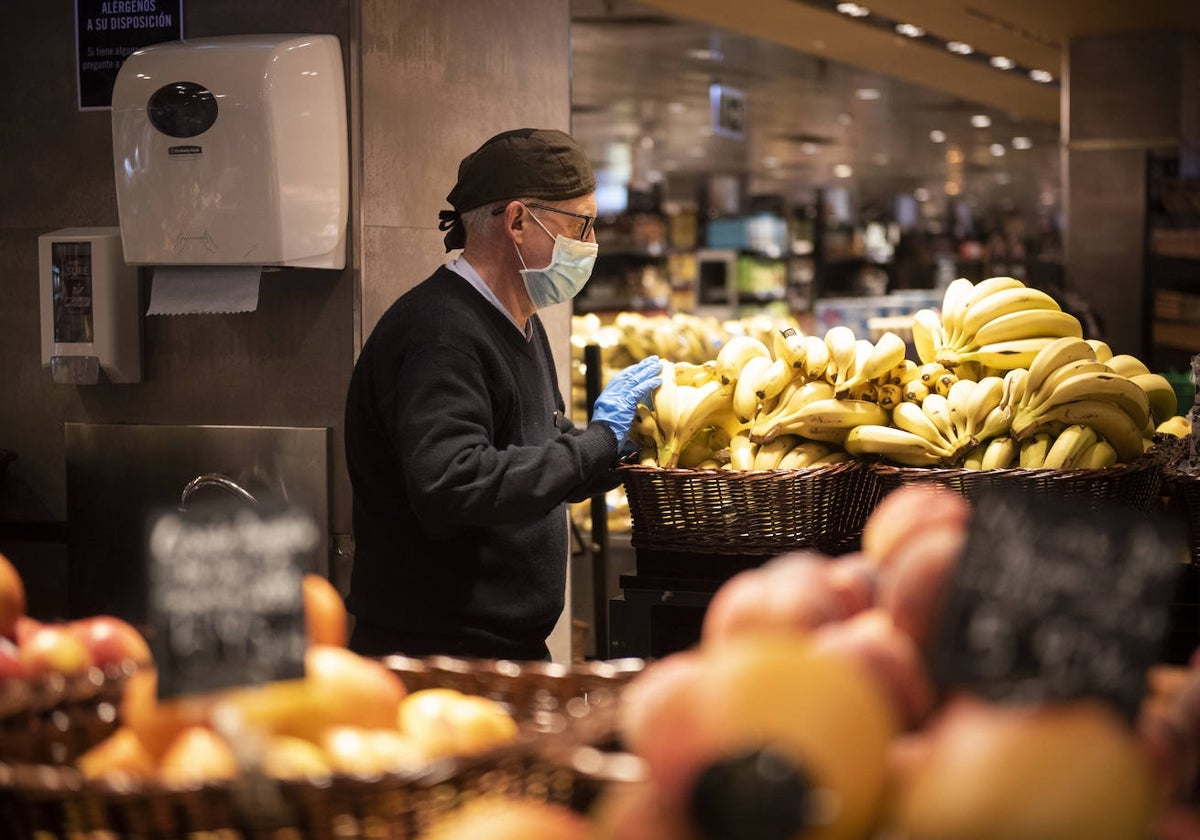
[1023,359,1113,411]
[750,380,837,443]
[860,332,909,385]
[1076,438,1119,469]
[778,398,890,446]
[964,376,1005,439]
[716,335,772,387]
[955,285,1062,343]
[962,446,985,470]
[955,275,1029,331]
[877,383,903,410]
[980,436,1018,470]
[938,277,977,347]
[946,378,977,439]
[1019,432,1054,469]
[801,335,831,381]
[655,378,734,468]
[921,393,957,443]
[903,380,931,404]
[756,357,799,402]
[1129,372,1180,426]
[810,451,851,467]
[916,362,949,386]
[971,309,1083,348]
[933,372,959,398]
[845,425,952,467]
[631,403,664,454]
[1041,424,1099,470]
[1014,399,1147,463]
[1085,339,1114,363]
[775,327,808,369]
[911,309,944,365]
[893,401,952,450]
[954,337,1060,371]
[1105,354,1151,379]
[728,430,757,471]
[733,355,773,423]
[1016,371,1151,435]
[752,434,803,470]
[824,326,858,384]
[1023,337,1097,399]
[778,441,837,469]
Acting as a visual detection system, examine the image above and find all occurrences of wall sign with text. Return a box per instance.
[76,0,183,110]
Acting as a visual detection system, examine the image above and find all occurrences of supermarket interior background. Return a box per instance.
[0,0,1199,664]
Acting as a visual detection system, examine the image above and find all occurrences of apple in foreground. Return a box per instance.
[21,622,94,679]
[69,615,153,670]
[0,552,26,641]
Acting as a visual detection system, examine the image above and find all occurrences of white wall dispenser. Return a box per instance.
[110,34,348,313]
[38,227,141,384]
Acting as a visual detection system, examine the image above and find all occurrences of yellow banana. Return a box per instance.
[946,378,977,439]
[1129,372,1180,426]
[1017,371,1151,434]
[1024,359,1113,411]
[631,403,664,456]
[778,441,835,469]
[956,285,1061,342]
[752,434,803,470]
[921,393,957,443]
[980,436,1018,470]
[779,398,890,446]
[775,327,808,369]
[1041,424,1099,470]
[976,404,1014,441]
[750,380,837,443]
[916,362,949,386]
[860,332,908,384]
[801,335,831,381]
[824,326,858,384]
[911,309,944,365]
[893,400,952,449]
[1023,337,1097,398]
[954,337,1060,371]
[809,451,851,467]
[672,361,710,386]
[1014,399,1147,463]
[970,309,1083,349]
[962,446,985,470]
[733,355,773,424]
[964,376,1005,438]
[716,335,772,387]
[657,379,732,468]
[956,275,1028,328]
[845,425,951,467]
[834,339,877,392]
[903,380,931,404]
[1076,438,1119,469]
[1105,354,1151,379]
[1085,339,1114,363]
[939,277,977,347]
[1019,432,1054,469]
[877,383,904,411]
[756,357,798,402]
[1157,415,1192,437]
[727,431,757,471]
[933,372,958,398]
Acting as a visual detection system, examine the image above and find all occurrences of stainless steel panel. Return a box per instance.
[65,423,329,622]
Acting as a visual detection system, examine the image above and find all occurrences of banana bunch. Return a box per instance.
[735,436,851,471]
[636,360,743,469]
[911,276,1083,371]
[1012,425,1122,469]
[960,436,1020,470]
[1006,337,1152,463]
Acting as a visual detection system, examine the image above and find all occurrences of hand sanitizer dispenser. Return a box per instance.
[39,227,141,384]
[111,34,348,269]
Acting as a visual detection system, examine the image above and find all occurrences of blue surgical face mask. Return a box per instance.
[515,210,599,309]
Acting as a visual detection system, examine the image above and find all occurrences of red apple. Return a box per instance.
[0,552,27,641]
[69,615,153,670]
[14,615,43,646]
[21,622,94,679]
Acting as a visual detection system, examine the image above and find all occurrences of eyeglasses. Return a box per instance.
[492,201,596,240]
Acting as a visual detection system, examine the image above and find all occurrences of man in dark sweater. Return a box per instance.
[344,128,661,661]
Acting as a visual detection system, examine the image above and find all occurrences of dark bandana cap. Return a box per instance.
[438,127,597,251]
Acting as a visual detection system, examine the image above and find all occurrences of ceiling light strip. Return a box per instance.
[789,0,1059,89]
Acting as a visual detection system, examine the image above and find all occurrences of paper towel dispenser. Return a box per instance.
[111,34,348,270]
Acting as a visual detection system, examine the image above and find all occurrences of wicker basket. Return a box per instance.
[870,442,1172,514]
[617,460,881,556]
[0,655,644,839]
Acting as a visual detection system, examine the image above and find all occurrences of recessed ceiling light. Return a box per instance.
[855,88,881,100]
[1012,136,1033,150]
[914,187,930,202]
[929,130,946,143]
[990,56,1015,70]
[895,23,925,38]
[946,41,973,55]
[836,3,870,17]
[990,143,1006,156]
[970,114,992,128]
[1029,69,1054,83]
[833,164,854,178]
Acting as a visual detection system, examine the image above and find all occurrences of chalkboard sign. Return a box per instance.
[146,500,317,699]
[929,488,1187,722]
[75,0,184,110]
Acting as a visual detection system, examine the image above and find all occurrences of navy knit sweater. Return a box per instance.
[344,267,618,659]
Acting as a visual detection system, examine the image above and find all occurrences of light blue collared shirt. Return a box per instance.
[447,256,532,341]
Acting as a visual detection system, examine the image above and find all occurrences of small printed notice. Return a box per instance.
[928,488,1186,722]
[146,500,317,699]
[76,0,183,110]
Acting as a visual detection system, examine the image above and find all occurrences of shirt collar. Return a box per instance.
[447,256,533,341]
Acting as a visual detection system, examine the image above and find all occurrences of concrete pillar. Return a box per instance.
[357,1,577,661]
[1064,32,1199,357]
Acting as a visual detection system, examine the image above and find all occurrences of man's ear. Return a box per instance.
[501,200,527,244]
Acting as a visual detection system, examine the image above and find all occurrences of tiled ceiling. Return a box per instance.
[568,0,1198,228]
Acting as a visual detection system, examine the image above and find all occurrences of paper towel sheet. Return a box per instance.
[147,266,261,315]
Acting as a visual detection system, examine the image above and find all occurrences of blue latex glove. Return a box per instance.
[592,355,663,444]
